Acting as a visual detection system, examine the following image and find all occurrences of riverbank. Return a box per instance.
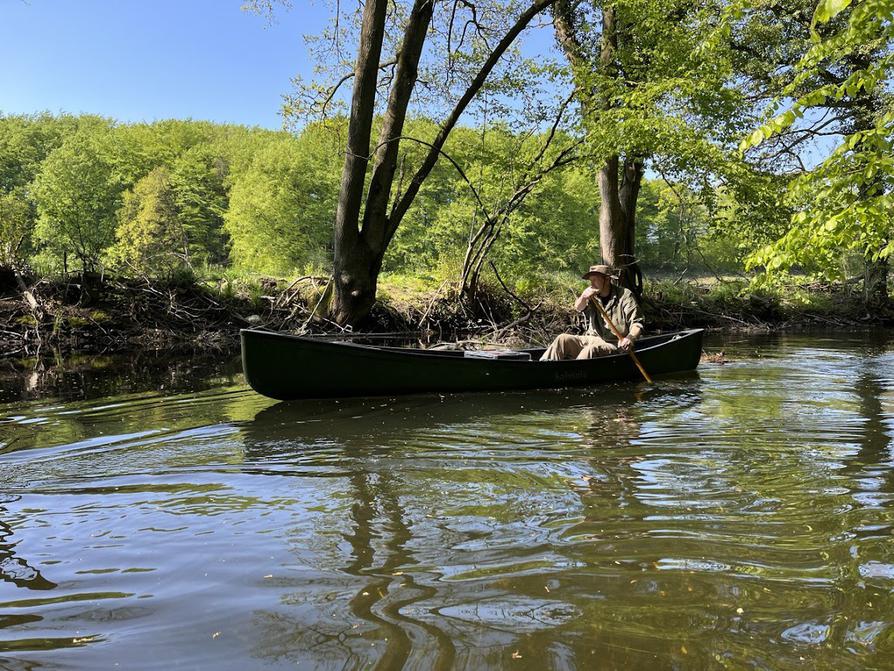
[2,272,892,358]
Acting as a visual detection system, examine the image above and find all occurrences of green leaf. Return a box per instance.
[814,0,852,25]
[746,128,765,148]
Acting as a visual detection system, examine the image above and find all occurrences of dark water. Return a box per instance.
[1,333,893,670]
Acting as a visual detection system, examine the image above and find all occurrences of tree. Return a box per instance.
[386,122,596,278]
[0,113,89,193]
[273,0,561,325]
[224,128,340,275]
[169,146,230,266]
[0,114,109,270]
[742,0,894,304]
[32,129,121,273]
[106,167,189,276]
[0,189,31,268]
[552,0,760,294]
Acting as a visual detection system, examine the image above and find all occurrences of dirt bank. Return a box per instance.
[2,274,892,359]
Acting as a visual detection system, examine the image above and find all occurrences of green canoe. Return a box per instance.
[241,328,704,400]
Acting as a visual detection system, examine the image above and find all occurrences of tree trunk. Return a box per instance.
[865,257,888,307]
[597,156,644,295]
[330,0,433,324]
[329,0,557,326]
[554,2,643,296]
[361,0,434,254]
[598,156,624,266]
[597,7,643,295]
[618,157,644,295]
[330,0,388,326]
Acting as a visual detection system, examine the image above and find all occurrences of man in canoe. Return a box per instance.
[540,264,644,361]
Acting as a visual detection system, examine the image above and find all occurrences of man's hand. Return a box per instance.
[618,336,634,352]
[574,286,599,312]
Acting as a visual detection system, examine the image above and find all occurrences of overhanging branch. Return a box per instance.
[387,0,560,235]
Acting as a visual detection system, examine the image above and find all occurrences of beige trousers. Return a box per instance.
[539,334,617,361]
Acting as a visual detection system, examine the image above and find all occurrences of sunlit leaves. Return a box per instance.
[106,167,185,276]
[31,129,122,273]
[740,0,894,283]
[223,123,342,275]
[0,189,32,267]
[813,0,853,25]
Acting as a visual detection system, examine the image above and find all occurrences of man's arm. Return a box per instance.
[618,294,645,351]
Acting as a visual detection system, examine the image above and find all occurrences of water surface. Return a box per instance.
[1,333,893,669]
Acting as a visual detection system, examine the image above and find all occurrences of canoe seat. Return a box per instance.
[463,350,532,361]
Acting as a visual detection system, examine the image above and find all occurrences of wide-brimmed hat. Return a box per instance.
[581,264,619,280]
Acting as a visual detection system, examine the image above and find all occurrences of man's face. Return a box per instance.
[589,273,608,292]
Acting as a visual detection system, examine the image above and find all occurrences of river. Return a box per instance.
[0,332,892,669]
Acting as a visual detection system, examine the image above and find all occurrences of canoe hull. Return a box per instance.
[241,328,704,400]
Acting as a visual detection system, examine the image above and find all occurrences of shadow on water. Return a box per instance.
[0,351,242,404]
[0,497,56,592]
[240,376,703,669]
[241,373,702,454]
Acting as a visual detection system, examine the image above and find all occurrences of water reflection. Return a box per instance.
[0,334,893,668]
[0,498,56,591]
[240,382,706,669]
[0,350,241,404]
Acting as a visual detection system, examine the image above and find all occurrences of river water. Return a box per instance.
[0,333,892,670]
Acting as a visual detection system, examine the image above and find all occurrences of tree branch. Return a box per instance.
[318,59,398,118]
[361,0,435,254]
[386,0,560,237]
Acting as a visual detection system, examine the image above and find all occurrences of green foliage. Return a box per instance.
[224,124,341,275]
[0,113,93,192]
[169,146,229,264]
[567,0,758,167]
[106,167,187,275]
[0,109,800,286]
[0,188,32,267]
[32,128,121,273]
[0,114,289,277]
[387,122,599,277]
[552,0,793,280]
[741,0,894,281]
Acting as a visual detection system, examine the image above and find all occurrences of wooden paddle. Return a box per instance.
[589,297,653,384]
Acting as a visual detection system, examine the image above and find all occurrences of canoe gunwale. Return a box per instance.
[241,328,705,399]
[240,328,701,367]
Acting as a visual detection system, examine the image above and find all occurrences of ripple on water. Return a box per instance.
[0,334,893,668]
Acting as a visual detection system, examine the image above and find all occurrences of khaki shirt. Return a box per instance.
[583,284,644,342]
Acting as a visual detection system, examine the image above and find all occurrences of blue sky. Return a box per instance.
[1,0,329,129]
[1,1,560,130]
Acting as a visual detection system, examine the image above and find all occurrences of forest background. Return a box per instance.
[1,0,892,350]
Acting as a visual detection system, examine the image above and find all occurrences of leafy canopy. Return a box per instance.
[741,0,894,278]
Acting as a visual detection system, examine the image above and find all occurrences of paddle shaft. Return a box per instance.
[589,296,653,384]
